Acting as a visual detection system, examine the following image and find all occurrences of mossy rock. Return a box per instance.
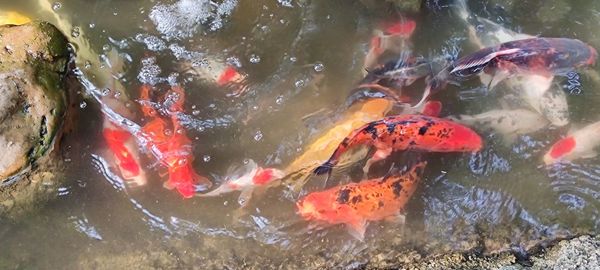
[0,21,70,219]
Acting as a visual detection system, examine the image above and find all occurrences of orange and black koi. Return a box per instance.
[298,161,426,241]
[314,114,482,176]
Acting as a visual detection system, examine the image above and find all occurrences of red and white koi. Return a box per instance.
[544,121,600,165]
[197,159,284,206]
[363,19,417,73]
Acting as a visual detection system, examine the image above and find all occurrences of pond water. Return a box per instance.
[0,0,599,268]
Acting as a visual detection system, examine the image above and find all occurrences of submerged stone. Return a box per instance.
[0,21,70,219]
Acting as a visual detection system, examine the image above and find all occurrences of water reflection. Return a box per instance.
[0,0,599,268]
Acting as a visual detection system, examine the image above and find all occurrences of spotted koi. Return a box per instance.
[314,114,482,176]
[298,161,426,241]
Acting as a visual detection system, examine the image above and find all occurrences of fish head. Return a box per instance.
[440,121,484,152]
[297,191,339,222]
[544,136,576,165]
[381,19,416,38]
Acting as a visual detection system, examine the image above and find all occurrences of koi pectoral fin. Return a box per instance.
[363,147,393,176]
[346,219,368,242]
[384,213,406,225]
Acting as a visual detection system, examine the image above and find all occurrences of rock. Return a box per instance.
[0,21,70,219]
[530,235,600,270]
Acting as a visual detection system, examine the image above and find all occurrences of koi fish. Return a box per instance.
[138,84,212,198]
[314,115,482,177]
[543,121,600,165]
[450,37,597,82]
[297,161,426,241]
[453,0,570,127]
[197,159,284,206]
[182,59,247,97]
[510,77,569,127]
[363,19,417,73]
[30,1,152,188]
[349,58,433,107]
[102,122,147,187]
[449,109,549,144]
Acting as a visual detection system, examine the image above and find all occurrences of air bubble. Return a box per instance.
[294,80,305,88]
[314,63,324,72]
[71,27,80,38]
[192,110,200,116]
[254,131,263,141]
[275,95,284,105]
[289,56,297,62]
[203,155,211,162]
[249,54,261,64]
[79,101,87,109]
[52,2,62,11]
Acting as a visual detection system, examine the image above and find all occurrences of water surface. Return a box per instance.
[0,0,599,268]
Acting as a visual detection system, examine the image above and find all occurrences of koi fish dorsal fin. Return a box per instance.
[451,47,521,76]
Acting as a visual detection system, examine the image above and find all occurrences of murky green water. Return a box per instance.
[0,0,599,268]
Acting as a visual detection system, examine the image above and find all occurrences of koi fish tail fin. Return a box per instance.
[414,67,451,109]
[313,161,334,176]
[196,182,234,197]
[194,174,213,192]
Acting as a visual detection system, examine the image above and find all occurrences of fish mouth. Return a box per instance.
[296,200,317,220]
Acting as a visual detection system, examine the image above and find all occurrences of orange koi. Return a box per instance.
[297,161,426,241]
[138,84,211,198]
[314,115,482,176]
